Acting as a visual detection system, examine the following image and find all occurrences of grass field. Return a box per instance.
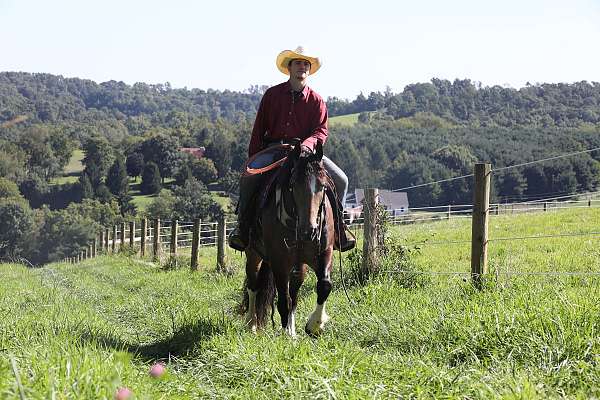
[1,208,599,398]
[329,113,360,126]
[52,149,85,185]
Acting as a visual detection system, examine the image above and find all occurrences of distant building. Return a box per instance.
[180,147,205,159]
[345,189,409,217]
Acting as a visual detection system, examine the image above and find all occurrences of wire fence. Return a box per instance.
[64,145,600,283]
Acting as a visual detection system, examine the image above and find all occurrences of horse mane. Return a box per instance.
[277,152,328,189]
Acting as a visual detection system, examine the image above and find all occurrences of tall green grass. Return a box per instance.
[1,208,599,399]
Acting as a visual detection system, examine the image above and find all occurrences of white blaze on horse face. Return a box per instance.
[309,174,318,195]
[246,288,257,333]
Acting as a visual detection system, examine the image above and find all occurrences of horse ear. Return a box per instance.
[315,141,323,161]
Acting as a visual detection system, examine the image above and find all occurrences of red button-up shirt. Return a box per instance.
[248,81,328,157]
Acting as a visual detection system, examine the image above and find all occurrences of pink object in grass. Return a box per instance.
[149,362,166,378]
[115,387,132,400]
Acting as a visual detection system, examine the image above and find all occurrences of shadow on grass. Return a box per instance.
[81,317,226,362]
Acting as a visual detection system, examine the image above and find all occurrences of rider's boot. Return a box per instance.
[228,215,249,252]
[327,191,356,252]
[334,219,356,252]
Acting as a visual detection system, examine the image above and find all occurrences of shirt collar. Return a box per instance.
[284,81,309,98]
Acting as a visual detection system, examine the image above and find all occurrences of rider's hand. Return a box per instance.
[300,144,312,154]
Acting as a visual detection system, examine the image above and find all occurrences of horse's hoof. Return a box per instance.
[284,329,297,339]
[245,316,257,334]
[305,313,329,337]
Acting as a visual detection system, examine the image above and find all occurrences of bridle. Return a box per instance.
[282,157,328,249]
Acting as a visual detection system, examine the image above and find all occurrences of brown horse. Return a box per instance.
[243,141,335,337]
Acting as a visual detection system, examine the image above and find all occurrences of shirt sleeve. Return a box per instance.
[248,92,269,157]
[301,96,328,151]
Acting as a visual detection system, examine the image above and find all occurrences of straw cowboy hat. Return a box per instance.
[276,46,322,75]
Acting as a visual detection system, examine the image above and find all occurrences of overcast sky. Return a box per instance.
[2,0,599,99]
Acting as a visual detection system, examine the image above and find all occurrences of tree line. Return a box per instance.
[2,72,600,264]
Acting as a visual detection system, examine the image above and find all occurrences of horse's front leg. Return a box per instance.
[274,269,296,337]
[288,263,307,336]
[306,248,333,337]
[245,249,262,333]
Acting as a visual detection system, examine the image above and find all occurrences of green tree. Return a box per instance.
[145,190,176,220]
[496,169,528,201]
[33,207,96,264]
[78,173,94,200]
[172,178,219,221]
[116,193,136,216]
[106,158,129,197]
[18,176,49,209]
[174,163,193,186]
[0,149,27,183]
[125,152,144,181]
[204,132,232,178]
[18,125,62,180]
[0,177,20,199]
[138,135,181,182]
[95,183,113,204]
[67,199,120,228]
[48,130,75,170]
[83,136,114,187]
[0,197,34,259]
[191,157,218,184]
[140,162,162,195]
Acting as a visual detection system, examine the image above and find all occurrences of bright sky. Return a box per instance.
[2,0,600,100]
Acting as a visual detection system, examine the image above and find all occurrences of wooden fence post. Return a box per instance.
[361,188,379,280]
[447,204,451,220]
[153,218,160,262]
[471,163,491,290]
[119,222,126,251]
[191,218,200,271]
[217,216,227,272]
[104,228,110,252]
[170,219,178,258]
[112,225,117,253]
[129,221,135,248]
[588,199,592,207]
[544,202,547,212]
[140,218,147,257]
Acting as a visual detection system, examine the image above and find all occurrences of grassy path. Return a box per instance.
[1,209,600,399]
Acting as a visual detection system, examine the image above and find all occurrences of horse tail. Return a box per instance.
[241,261,275,328]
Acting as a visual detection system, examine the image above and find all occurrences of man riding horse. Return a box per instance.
[228,46,355,252]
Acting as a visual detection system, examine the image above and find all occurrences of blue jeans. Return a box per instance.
[322,156,348,208]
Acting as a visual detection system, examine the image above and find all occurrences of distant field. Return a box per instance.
[329,112,359,126]
[64,149,85,174]
[51,149,85,185]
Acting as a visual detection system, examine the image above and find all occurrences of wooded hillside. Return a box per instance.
[2,72,600,264]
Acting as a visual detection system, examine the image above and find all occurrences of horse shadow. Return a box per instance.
[78,316,225,362]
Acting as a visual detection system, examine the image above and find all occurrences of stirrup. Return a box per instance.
[335,226,356,252]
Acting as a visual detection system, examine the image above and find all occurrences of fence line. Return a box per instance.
[62,163,600,288]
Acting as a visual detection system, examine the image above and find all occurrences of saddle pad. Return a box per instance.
[243,144,292,176]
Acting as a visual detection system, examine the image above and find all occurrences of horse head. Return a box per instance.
[287,141,328,243]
